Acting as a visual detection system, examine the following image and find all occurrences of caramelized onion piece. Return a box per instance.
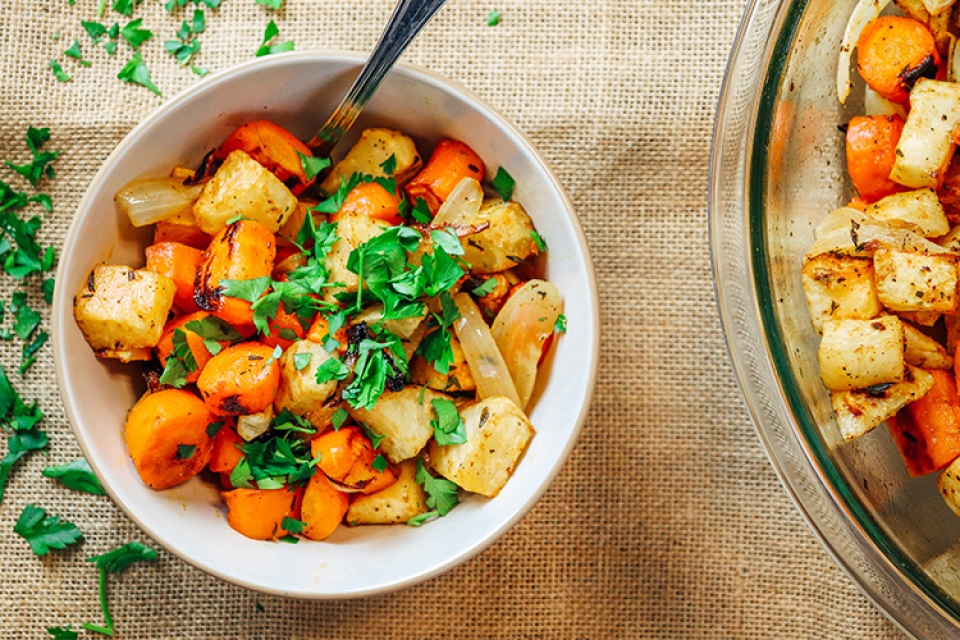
[116,177,203,228]
[452,292,521,407]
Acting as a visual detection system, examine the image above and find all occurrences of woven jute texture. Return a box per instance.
[0,1,906,638]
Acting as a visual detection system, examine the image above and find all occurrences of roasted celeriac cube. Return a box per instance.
[237,404,273,441]
[805,218,951,261]
[903,322,954,369]
[346,459,429,525]
[273,340,339,425]
[936,224,960,252]
[873,247,958,313]
[461,198,539,274]
[891,79,960,189]
[193,150,298,234]
[428,396,534,498]
[320,128,422,194]
[939,456,960,518]
[324,212,391,301]
[801,254,880,333]
[347,386,450,463]
[898,309,943,326]
[865,188,950,238]
[410,329,477,392]
[818,316,905,391]
[73,264,176,362]
[832,366,935,440]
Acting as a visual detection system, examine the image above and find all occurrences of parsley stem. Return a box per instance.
[355,250,364,315]
[97,0,107,17]
[82,567,114,636]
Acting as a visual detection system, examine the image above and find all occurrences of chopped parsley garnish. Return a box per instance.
[359,423,386,450]
[46,626,79,640]
[42,278,55,304]
[111,0,142,16]
[64,40,92,67]
[487,9,501,26]
[229,413,318,489]
[371,453,388,472]
[120,18,154,50]
[0,363,46,506]
[183,315,241,354]
[298,152,331,182]
[408,458,459,525]
[118,52,162,96]
[158,328,197,388]
[21,332,48,374]
[491,166,515,200]
[281,516,304,533]
[49,61,72,82]
[471,277,498,297]
[257,0,284,8]
[82,21,108,43]
[206,420,225,437]
[255,20,294,57]
[14,503,83,555]
[175,444,196,460]
[6,127,59,188]
[430,398,466,446]
[554,313,567,334]
[42,459,106,495]
[530,230,547,253]
[293,352,312,371]
[165,11,204,65]
[83,542,157,636]
[331,407,349,431]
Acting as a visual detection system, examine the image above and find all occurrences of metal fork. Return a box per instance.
[306,0,452,158]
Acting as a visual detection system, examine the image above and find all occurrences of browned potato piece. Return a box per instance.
[320,128,422,194]
[346,459,429,525]
[73,264,176,362]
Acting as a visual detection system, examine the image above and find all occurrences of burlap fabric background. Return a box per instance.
[0,1,910,638]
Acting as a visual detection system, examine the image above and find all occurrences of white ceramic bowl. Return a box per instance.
[52,51,598,598]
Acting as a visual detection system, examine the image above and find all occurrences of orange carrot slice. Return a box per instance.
[845,115,905,203]
[196,342,280,416]
[221,486,301,540]
[857,16,939,105]
[404,140,485,214]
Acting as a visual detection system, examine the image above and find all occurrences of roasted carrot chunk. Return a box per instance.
[153,220,211,250]
[208,421,244,474]
[857,16,940,105]
[300,472,350,540]
[335,182,402,225]
[155,312,219,384]
[221,486,300,540]
[196,342,280,416]
[145,241,203,313]
[260,304,306,351]
[845,115,905,203]
[311,426,397,494]
[124,389,216,490]
[888,369,960,476]
[214,120,316,195]
[404,139,485,214]
[305,314,347,351]
[196,220,276,329]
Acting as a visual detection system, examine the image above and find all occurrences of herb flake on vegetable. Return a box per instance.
[14,503,83,555]
[554,313,567,334]
[431,398,466,446]
[491,166,514,200]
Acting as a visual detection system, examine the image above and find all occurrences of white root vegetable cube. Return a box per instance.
[937,224,960,252]
[274,340,339,425]
[193,150,298,235]
[818,316,905,391]
[865,189,950,238]
[347,386,450,463]
[903,321,954,369]
[891,79,960,189]
[428,396,535,498]
[938,457,960,518]
[346,459,429,525]
[801,254,880,333]
[73,264,176,362]
[324,212,390,301]
[320,128,422,194]
[898,309,943,326]
[873,248,958,313]
[462,199,540,274]
[832,366,935,440]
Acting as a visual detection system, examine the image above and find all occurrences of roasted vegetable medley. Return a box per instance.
[809,0,960,517]
[73,119,564,541]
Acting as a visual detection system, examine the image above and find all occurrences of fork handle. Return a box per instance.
[307,0,451,157]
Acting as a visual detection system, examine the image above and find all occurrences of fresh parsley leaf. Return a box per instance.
[491,166,515,200]
[407,511,438,526]
[298,152,330,182]
[430,228,464,256]
[530,230,547,253]
[104,41,118,55]
[257,0,284,8]
[331,407,348,431]
[416,326,454,375]
[410,197,432,223]
[176,444,196,460]
[120,18,153,50]
[20,332,48,374]
[314,172,363,214]
[471,277,498,297]
[487,9,501,26]
[359,423,385,450]
[315,357,349,383]
[84,542,158,636]
[554,313,567,334]
[184,315,241,354]
[293,352,312,371]
[46,626,79,640]
[13,301,40,340]
[6,127,59,188]
[118,52,161,96]
[281,516,303,533]
[221,276,272,304]
[64,40,92,67]
[29,193,53,212]
[0,364,46,505]
[42,459,106,495]
[415,458,459,516]
[14,503,83,555]
[192,8,206,33]
[190,64,210,77]
[158,328,197,388]
[82,21,108,43]
[380,154,397,176]
[371,453,388,472]
[206,420,225,437]
[112,0,141,16]
[42,278,55,304]
[430,398,466,446]
[255,20,294,57]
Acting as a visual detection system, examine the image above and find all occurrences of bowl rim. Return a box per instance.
[51,49,601,598]
[710,0,960,635]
